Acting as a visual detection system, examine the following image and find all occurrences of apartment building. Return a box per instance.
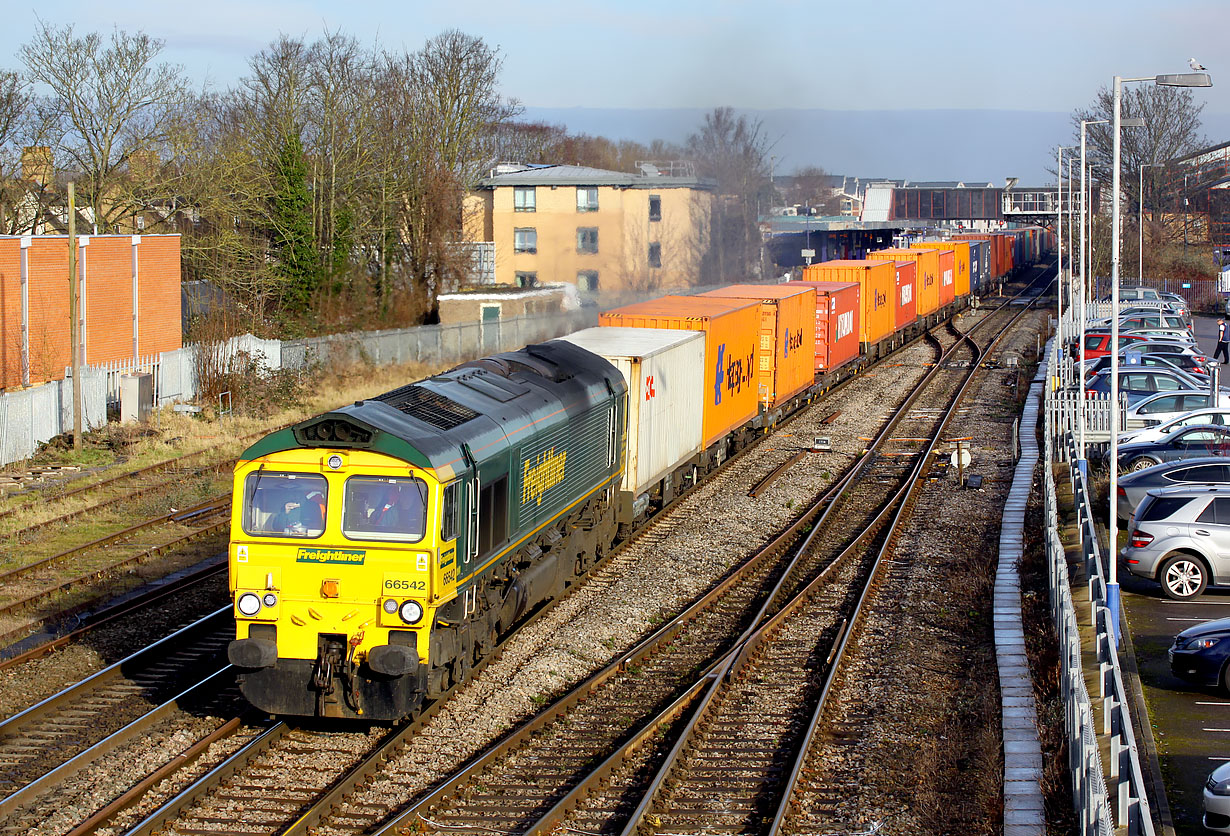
[462,162,713,295]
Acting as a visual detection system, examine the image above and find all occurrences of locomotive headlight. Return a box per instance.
[262,593,278,608]
[399,600,424,624]
[237,593,261,616]
[383,598,398,614]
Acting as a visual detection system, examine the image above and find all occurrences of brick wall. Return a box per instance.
[0,234,182,390]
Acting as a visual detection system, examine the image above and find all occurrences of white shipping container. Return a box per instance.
[557,326,705,509]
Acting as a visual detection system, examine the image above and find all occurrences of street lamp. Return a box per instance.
[1057,145,1077,351]
[1109,69,1212,644]
[1078,120,1108,465]
[1139,162,1159,281]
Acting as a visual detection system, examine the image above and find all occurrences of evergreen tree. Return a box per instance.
[271,132,320,312]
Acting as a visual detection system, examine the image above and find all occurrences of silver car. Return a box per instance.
[1115,457,1230,523]
[1206,761,1230,832]
[1118,408,1230,445]
[1125,391,1230,429]
[1122,485,1230,599]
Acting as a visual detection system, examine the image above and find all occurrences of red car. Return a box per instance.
[1080,332,1151,359]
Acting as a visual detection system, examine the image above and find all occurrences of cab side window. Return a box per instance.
[441,481,460,541]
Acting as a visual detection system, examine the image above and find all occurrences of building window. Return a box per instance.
[576,187,599,212]
[648,195,661,222]
[648,242,662,269]
[515,271,538,288]
[514,187,535,212]
[577,227,598,254]
[577,270,599,292]
[514,227,537,254]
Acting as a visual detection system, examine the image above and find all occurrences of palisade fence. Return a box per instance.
[0,308,598,467]
[1044,388,1156,835]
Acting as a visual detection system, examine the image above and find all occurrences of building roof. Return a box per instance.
[476,163,713,191]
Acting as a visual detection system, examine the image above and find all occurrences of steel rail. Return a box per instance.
[0,609,232,815]
[0,559,226,670]
[763,274,1052,834]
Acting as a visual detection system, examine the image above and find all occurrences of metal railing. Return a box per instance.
[1043,411,1157,834]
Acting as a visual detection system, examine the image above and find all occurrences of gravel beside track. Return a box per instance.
[782,306,1048,834]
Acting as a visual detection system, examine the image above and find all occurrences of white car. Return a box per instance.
[1124,391,1230,429]
[1118,407,1230,444]
[1206,760,1230,832]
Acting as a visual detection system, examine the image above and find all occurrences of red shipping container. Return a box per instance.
[891,261,917,332]
[790,279,860,373]
[934,248,956,307]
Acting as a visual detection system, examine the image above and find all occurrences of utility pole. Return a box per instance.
[69,181,81,451]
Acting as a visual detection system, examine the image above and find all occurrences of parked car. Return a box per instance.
[1125,341,1207,361]
[1083,354,1205,382]
[1112,424,1230,471]
[1115,457,1230,523]
[1079,332,1150,359]
[1170,615,1230,690]
[1125,391,1230,429]
[1118,408,1230,444]
[1090,312,1192,332]
[1085,368,1213,405]
[1123,327,1198,345]
[1121,484,1230,599]
[1204,758,1230,831]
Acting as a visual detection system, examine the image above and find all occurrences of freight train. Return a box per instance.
[226,229,1048,720]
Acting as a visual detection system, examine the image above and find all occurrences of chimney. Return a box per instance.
[22,146,52,186]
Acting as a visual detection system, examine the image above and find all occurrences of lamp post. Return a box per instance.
[1078,120,1108,465]
[1139,162,1159,282]
[1057,146,1076,349]
[1109,70,1212,644]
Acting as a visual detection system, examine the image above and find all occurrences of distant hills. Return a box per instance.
[522,106,1230,186]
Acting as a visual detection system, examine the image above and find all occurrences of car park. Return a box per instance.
[1091,312,1192,332]
[1125,391,1230,428]
[1113,424,1230,471]
[1114,457,1230,523]
[1121,484,1230,599]
[1205,759,1230,831]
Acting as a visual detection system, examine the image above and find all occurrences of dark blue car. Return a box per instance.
[1171,616,1230,691]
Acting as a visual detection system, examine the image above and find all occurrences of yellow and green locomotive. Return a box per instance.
[227,341,626,720]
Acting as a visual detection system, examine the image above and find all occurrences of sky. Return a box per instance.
[3,1,1228,180]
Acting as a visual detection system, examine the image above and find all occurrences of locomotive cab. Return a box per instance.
[228,444,458,719]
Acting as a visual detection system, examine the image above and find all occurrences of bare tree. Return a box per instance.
[0,70,34,234]
[687,107,771,282]
[1072,85,1206,215]
[19,22,192,233]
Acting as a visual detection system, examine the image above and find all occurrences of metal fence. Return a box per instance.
[1044,394,1157,835]
[0,369,106,466]
[1,308,599,467]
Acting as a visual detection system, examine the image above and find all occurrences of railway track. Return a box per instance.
[117,304,1007,836]
[0,609,239,831]
[0,496,231,646]
[0,280,1045,836]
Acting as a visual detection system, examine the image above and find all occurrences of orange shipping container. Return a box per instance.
[868,249,939,315]
[702,284,817,408]
[599,296,760,448]
[790,280,860,372]
[954,234,1005,280]
[913,241,970,298]
[891,261,917,331]
[800,260,895,347]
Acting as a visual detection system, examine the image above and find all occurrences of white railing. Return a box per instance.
[1045,415,1157,834]
[73,354,163,407]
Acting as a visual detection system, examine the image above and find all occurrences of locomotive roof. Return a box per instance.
[239,341,624,479]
